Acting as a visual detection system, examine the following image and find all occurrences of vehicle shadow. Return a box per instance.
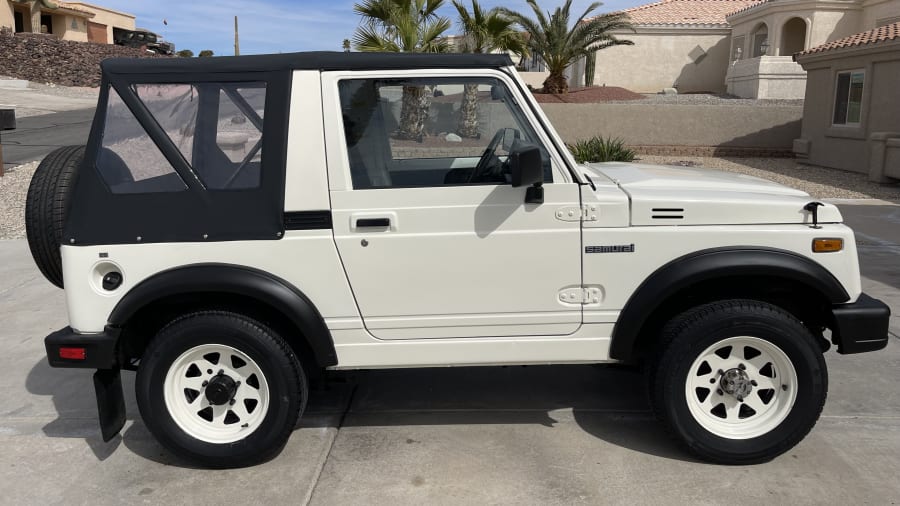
[25,359,699,467]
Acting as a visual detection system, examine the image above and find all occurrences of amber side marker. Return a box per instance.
[812,238,843,253]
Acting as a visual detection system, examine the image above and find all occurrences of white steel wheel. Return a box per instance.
[163,344,270,444]
[685,336,798,440]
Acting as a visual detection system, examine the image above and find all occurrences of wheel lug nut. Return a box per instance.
[738,363,746,370]
[202,380,208,387]
[716,388,724,396]
[207,369,212,374]
[737,396,743,402]
[709,378,716,384]
[229,399,236,406]
[750,380,758,386]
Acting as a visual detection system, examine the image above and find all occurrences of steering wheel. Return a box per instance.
[466,129,508,184]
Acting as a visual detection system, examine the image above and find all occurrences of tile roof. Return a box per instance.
[603,0,764,27]
[798,22,900,56]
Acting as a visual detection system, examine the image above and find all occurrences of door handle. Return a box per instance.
[355,217,391,228]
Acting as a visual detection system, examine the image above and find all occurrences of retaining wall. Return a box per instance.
[539,102,803,153]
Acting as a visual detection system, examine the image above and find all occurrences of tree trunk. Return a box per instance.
[456,83,479,138]
[543,72,569,94]
[585,52,596,87]
[396,85,432,140]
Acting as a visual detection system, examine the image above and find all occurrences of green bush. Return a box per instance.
[567,136,636,163]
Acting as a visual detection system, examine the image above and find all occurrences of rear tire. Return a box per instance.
[650,299,827,464]
[25,145,84,288]
[136,311,307,468]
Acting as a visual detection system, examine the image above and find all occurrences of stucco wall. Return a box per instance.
[0,2,13,31]
[729,5,863,57]
[584,29,732,93]
[726,56,808,98]
[796,44,900,175]
[540,103,802,148]
[52,13,87,42]
[861,0,900,28]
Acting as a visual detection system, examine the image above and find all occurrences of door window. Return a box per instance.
[338,77,552,189]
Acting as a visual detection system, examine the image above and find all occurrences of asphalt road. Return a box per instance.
[0,108,94,171]
[0,204,898,504]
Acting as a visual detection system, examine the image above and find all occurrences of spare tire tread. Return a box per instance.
[25,145,85,289]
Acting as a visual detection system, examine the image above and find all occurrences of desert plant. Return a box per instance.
[198,49,214,57]
[501,0,634,94]
[353,0,452,139]
[452,0,527,138]
[568,136,635,163]
[176,49,194,58]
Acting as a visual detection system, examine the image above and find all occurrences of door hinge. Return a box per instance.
[558,287,602,305]
[555,205,598,222]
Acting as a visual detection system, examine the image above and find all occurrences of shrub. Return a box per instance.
[567,136,636,163]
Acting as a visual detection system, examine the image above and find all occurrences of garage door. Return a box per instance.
[88,22,107,43]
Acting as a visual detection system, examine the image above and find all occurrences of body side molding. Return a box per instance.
[609,247,851,361]
[108,264,337,366]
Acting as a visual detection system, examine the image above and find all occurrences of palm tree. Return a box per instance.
[353,0,452,139]
[501,0,634,94]
[452,0,527,137]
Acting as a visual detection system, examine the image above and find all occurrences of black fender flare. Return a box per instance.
[609,247,851,361]
[108,264,337,366]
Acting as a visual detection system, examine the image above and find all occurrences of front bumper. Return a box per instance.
[831,293,892,354]
[45,326,120,369]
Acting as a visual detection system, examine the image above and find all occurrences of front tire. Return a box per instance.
[651,300,827,464]
[136,311,307,468]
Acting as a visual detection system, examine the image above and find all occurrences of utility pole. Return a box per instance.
[234,16,240,56]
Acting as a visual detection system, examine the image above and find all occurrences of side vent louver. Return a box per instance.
[651,208,684,220]
[284,211,333,230]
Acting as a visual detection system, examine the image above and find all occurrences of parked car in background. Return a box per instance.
[112,27,174,55]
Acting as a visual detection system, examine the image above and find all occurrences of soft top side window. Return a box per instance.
[96,81,267,194]
[338,77,552,190]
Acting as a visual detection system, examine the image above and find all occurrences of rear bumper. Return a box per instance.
[831,293,892,354]
[45,326,120,369]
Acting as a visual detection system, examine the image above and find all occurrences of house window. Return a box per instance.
[732,36,745,60]
[751,24,769,57]
[833,70,864,126]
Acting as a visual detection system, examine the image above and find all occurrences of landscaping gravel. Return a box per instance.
[1,157,897,240]
[608,93,804,107]
[0,160,36,240]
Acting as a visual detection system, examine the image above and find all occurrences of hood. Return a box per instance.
[584,162,842,226]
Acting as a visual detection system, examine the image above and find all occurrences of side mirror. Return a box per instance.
[509,142,544,204]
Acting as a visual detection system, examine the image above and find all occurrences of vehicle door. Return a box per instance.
[323,70,583,340]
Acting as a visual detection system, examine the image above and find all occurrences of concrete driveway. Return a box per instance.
[1,205,898,505]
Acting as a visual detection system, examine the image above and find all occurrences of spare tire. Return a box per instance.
[25,145,85,289]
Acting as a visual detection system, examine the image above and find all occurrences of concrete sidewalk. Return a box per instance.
[0,85,97,118]
[1,205,898,504]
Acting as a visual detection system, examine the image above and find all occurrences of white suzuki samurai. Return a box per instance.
[26,52,889,468]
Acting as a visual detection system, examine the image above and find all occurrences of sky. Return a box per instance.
[97,0,647,56]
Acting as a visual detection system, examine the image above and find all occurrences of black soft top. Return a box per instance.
[101,51,514,76]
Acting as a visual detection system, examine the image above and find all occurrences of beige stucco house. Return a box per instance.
[1,0,134,44]
[576,0,761,93]
[572,0,900,98]
[793,22,900,181]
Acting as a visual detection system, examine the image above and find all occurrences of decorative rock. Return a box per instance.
[662,87,678,95]
[0,32,170,88]
[445,133,462,142]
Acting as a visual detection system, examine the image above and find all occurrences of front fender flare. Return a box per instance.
[609,247,851,361]
[108,264,337,367]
